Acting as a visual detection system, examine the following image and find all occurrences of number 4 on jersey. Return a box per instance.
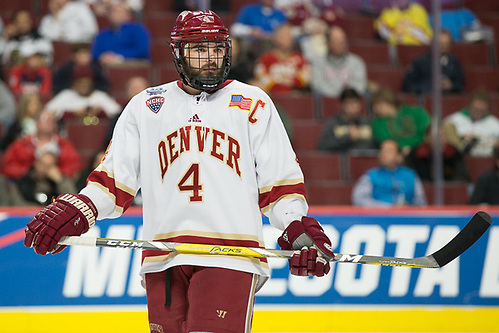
[178,163,203,202]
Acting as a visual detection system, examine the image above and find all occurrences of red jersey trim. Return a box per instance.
[86,169,135,213]
[142,235,268,265]
[259,182,307,213]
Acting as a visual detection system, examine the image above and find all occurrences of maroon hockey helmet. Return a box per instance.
[170,10,232,91]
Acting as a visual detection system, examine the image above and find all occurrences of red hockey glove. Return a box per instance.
[277,217,334,277]
[24,193,97,255]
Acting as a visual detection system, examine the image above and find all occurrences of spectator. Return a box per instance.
[371,88,430,154]
[124,75,149,103]
[76,149,105,191]
[469,146,499,205]
[437,8,492,43]
[283,0,345,33]
[231,0,287,40]
[374,0,432,45]
[0,10,53,66]
[91,2,151,66]
[7,43,52,97]
[402,30,465,95]
[52,43,109,95]
[174,0,229,14]
[103,75,149,147]
[287,0,346,57]
[318,88,374,152]
[0,174,9,206]
[302,25,367,97]
[444,89,499,157]
[45,65,121,121]
[276,104,294,141]
[405,126,469,182]
[0,16,3,76]
[226,37,254,83]
[9,151,77,206]
[0,79,16,143]
[253,23,311,94]
[1,110,81,180]
[2,93,44,150]
[99,75,148,207]
[39,0,98,43]
[352,139,427,207]
[83,0,144,20]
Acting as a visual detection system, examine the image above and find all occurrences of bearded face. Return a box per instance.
[182,41,227,80]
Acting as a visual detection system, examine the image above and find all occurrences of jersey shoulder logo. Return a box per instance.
[229,94,253,111]
[146,96,165,113]
[146,87,167,96]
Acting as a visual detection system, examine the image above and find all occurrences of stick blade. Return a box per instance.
[431,211,492,267]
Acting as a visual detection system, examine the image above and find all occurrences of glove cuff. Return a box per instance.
[277,220,306,250]
[278,217,334,260]
[56,193,98,229]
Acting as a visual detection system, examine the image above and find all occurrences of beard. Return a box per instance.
[184,61,224,78]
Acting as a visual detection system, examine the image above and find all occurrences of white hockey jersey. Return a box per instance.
[80,80,309,289]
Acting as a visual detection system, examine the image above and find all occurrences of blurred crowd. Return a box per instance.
[0,0,498,207]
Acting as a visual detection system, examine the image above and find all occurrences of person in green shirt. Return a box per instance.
[371,88,430,154]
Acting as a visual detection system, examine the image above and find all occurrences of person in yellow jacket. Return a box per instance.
[374,0,433,45]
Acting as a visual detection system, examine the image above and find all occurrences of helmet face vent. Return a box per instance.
[170,10,231,91]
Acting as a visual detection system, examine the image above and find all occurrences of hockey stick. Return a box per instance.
[59,211,492,268]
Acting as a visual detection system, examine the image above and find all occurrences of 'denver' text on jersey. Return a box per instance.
[158,125,242,181]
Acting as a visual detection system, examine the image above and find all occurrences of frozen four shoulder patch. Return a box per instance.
[146,87,167,96]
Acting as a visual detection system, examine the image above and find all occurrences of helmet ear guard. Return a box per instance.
[170,10,232,92]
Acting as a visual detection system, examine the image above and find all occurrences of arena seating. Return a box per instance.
[1,0,498,206]
[424,95,468,117]
[297,151,343,181]
[64,119,110,167]
[423,183,470,205]
[465,156,496,182]
[291,121,323,151]
[346,154,379,181]
[349,42,392,66]
[367,66,405,92]
[306,180,354,205]
[271,93,316,120]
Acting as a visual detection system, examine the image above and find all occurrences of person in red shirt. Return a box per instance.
[284,0,345,31]
[253,23,311,93]
[8,44,52,97]
[2,110,81,180]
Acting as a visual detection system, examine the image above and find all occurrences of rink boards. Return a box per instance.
[1,206,498,333]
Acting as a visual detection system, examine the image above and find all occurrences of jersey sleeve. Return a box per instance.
[80,97,140,219]
[251,91,308,230]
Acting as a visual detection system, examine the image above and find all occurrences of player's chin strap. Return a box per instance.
[188,73,223,91]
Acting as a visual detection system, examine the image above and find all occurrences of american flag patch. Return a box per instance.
[229,94,252,111]
[146,96,164,113]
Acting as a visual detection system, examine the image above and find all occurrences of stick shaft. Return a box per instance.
[59,211,492,269]
[57,236,441,268]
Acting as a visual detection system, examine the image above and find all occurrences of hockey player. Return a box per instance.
[24,10,334,333]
